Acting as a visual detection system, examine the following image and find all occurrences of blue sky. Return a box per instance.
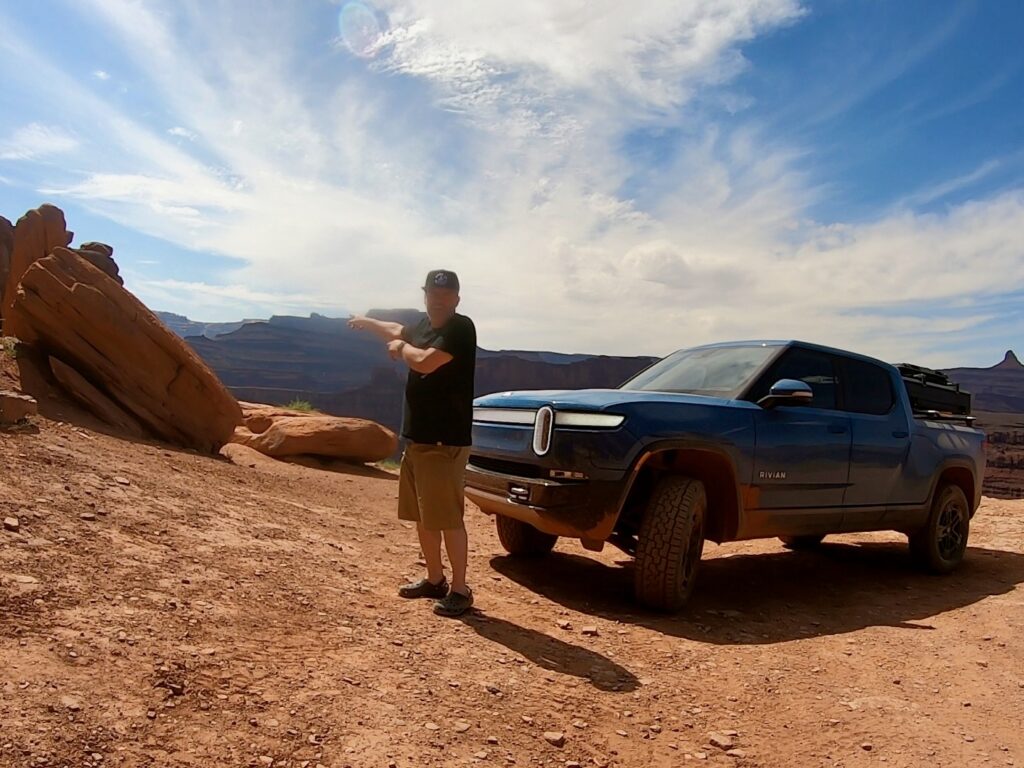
[1,0,1021,366]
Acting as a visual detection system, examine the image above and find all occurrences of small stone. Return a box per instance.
[60,695,82,711]
[521,716,534,725]
[115,477,131,486]
[543,731,566,747]
[650,724,662,733]
[727,750,747,759]
[695,753,708,761]
[259,757,274,767]
[616,731,628,738]
[861,743,873,752]
[572,719,588,729]
[965,736,975,743]
[566,762,583,768]
[487,736,499,745]
[709,734,735,750]
[557,620,572,630]
[454,721,472,733]
[80,512,97,522]
[3,517,19,532]
[485,684,501,695]
[146,710,157,720]
[582,626,599,636]
[474,752,489,761]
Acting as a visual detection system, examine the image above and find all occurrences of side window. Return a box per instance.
[749,349,839,410]
[842,358,895,415]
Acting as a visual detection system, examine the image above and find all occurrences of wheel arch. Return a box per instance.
[619,442,742,544]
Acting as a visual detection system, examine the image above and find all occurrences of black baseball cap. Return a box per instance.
[423,269,460,291]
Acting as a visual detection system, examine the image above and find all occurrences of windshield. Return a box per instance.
[622,345,780,396]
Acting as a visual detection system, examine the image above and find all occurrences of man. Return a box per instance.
[348,270,477,617]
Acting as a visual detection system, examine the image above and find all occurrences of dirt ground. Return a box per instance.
[2,392,1024,768]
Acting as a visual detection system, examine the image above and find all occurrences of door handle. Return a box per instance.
[892,430,909,439]
[827,424,848,434]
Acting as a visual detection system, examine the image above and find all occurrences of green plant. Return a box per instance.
[377,458,401,472]
[1,337,20,360]
[285,399,315,412]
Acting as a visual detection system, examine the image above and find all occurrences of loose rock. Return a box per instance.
[543,732,566,748]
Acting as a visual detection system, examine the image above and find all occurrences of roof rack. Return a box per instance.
[894,362,972,416]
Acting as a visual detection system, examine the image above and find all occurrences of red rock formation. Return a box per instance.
[233,401,397,463]
[10,248,241,452]
[71,242,122,285]
[1,204,73,338]
[0,215,13,329]
[49,356,146,438]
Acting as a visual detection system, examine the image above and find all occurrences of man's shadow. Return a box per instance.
[490,541,1024,645]
[458,612,639,692]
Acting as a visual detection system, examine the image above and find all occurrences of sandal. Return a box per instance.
[433,588,474,617]
[398,577,449,599]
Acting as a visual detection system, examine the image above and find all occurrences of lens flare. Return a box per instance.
[338,2,382,59]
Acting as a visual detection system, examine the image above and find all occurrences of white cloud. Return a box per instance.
[93,69,111,80]
[167,126,197,141]
[0,123,79,160]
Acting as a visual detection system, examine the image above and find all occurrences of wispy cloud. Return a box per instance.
[0,123,79,160]
[93,69,111,80]
[167,126,196,141]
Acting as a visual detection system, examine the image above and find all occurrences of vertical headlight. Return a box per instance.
[533,405,554,456]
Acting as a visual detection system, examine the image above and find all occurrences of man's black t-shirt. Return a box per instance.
[401,313,476,446]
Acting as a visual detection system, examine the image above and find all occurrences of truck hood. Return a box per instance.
[474,388,743,412]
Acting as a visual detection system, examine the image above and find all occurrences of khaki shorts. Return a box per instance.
[398,443,472,531]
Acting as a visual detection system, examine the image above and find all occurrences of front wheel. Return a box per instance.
[909,484,970,574]
[495,515,558,556]
[634,476,706,612]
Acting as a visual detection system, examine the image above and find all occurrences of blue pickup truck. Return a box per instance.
[465,340,986,611]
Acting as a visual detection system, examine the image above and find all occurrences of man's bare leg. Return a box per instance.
[443,526,469,595]
[417,523,445,584]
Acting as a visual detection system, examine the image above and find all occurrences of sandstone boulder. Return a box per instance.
[0,216,12,328]
[232,403,396,464]
[2,204,72,338]
[0,390,37,425]
[49,356,145,438]
[73,242,122,285]
[10,248,241,452]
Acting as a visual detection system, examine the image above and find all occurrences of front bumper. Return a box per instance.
[465,463,626,540]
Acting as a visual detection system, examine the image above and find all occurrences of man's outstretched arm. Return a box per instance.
[348,315,404,342]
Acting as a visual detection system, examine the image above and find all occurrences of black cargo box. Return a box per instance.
[894,363,972,415]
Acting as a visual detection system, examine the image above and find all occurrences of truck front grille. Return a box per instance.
[468,455,545,479]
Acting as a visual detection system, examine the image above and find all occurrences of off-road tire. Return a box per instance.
[495,514,558,556]
[909,483,970,574]
[779,534,825,550]
[634,476,706,611]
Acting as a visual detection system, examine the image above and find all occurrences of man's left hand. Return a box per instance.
[387,339,406,360]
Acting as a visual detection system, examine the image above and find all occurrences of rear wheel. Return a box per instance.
[495,514,558,556]
[634,476,706,612]
[909,483,970,573]
[779,534,825,550]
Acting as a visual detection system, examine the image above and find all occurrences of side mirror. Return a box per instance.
[758,379,814,409]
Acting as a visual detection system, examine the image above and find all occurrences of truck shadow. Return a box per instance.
[490,542,1024,644]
